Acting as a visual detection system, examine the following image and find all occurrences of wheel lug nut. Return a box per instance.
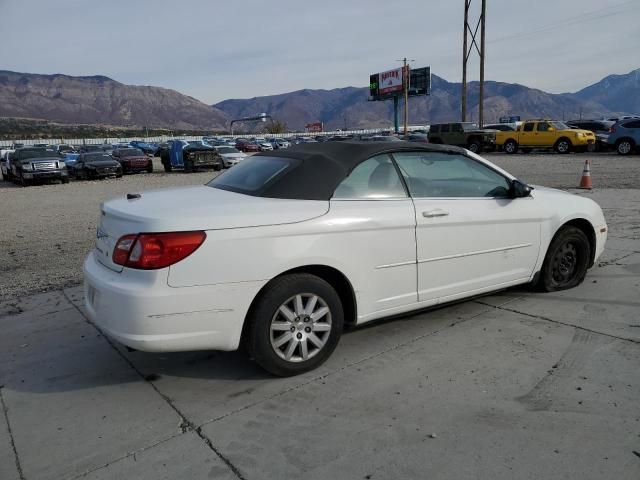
[296,333,302,339]
[290,326,295,332]
[303,317,309,322]
[305,327,311,333]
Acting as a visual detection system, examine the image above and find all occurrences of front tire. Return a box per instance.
[245,274,344,376]
[616,138,634,155]
[538,226,591,292]
[554,138,572,154]
[146,162,154,173]
[467,139,482,153]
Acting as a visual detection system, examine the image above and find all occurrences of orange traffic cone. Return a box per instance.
[579,159,592,189]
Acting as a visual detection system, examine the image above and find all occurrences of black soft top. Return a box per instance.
[251,141,465,200]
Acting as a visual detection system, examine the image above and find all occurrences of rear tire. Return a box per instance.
[61,177,69,184]
[146,162,154,173]
[616,138,634,155]
[504,139,518,154]
[245,274,344,376]
[538,226,591,292]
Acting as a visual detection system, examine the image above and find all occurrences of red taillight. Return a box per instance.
[113,231,206,270]
[610,126,616,133]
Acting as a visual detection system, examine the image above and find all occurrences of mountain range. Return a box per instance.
[0,70,228,131]
[0,68,638,132]
[215,70,639,130]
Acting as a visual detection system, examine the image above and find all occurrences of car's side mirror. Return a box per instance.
[511,179,532,198]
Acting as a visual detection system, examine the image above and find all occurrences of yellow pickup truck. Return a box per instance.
[495,120,596,154]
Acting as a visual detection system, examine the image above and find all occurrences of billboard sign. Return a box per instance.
[369,66,430,101]
[409,67,431,96]
[378,67,403,95]
[305,122,323,133]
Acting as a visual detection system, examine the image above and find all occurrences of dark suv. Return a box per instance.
[427,122,496,153]
[566,119,615,151]
[10,148,69,186]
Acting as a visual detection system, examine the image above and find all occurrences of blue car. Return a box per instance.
[159,140,223,172]
[129,141,159,155]
[63,152,81,169]
[608,119,640,155]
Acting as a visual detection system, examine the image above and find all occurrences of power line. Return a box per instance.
[487,0,636,44]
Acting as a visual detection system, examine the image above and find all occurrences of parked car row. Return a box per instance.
[0,145,156,186]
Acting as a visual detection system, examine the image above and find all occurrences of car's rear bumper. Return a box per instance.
[83,251,264,352]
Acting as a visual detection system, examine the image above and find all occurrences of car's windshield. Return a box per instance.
[217,147,240,154]
[208,156,299,195]
[552,121,569,129]
[118,148,144,157]
[461,123,479,131]
[83,154,113,163]
[17,149,59,161]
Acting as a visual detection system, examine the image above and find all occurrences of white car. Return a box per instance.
[84,143,607,376]
[214,146,247,167]
[256,140,273,152]
[0,149,15,180]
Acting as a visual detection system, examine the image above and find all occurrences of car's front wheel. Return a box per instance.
[554,138,572,154]
[539,226,591,292]
[467,139,482,153]
[616,138,634,155]
[246,274,344,376]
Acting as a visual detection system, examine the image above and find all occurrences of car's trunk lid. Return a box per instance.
[94,186,329,272]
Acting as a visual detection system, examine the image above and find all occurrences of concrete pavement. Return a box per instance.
[1,188,639,479]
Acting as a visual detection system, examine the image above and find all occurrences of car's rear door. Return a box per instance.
[330,154,417,317]
[392,151,541,303]
[519,122,536,146]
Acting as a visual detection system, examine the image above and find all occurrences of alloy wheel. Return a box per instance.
[618,141,632,155]
[557,141,570,153]
[270,293,332,362]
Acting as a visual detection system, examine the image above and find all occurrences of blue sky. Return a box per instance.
[1,0,638,103]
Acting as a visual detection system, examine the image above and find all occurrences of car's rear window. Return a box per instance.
[208,156,301,195]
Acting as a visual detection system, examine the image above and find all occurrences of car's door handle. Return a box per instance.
[422,209,449,218]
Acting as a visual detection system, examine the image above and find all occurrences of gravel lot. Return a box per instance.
[1,150,639,480]
[1,152,638,301]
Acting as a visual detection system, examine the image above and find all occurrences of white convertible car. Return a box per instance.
[84,142,607,376]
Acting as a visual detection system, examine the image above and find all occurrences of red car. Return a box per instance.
[235,140,259,153]
[112,148,153,174]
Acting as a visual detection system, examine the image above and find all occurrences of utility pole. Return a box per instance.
[403,58,409,136]
[462,1,469,122]
[396,57,414,136]
[462,0,486,126]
